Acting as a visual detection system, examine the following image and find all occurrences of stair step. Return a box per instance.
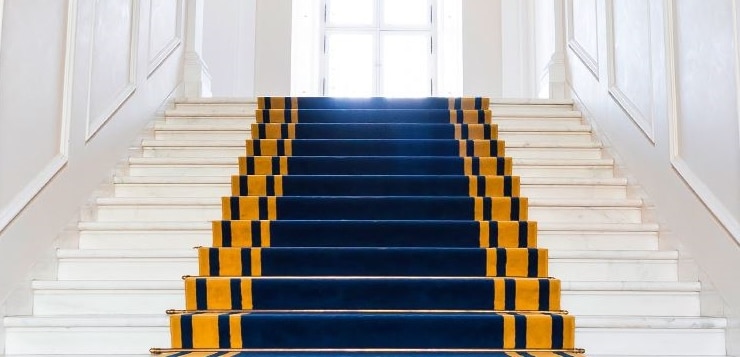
[138,140,604,160]
[91,197,643,224]
[31,279,699,316]
[55,249,677,282]
[77,221,659,251]
[153,128,596,145]
[126,157,616,178]
[111,176,628,199]
[3,315,725,355]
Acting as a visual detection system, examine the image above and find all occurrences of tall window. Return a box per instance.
[322,0,436,97]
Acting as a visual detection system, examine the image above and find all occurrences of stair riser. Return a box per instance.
[111,183,627,199]
[31,289,699,316]
[499,132,595,144]
[152,131,595,144]
[91,204,640,223]
[579,328,726,356]
[513,166,614,179]
[530,207,642,224]
[539,232,659,251]
[551,259,677,282]
[4,327,169,355]
[561,292,700,316]
[56,258,677,282]
[170,103,573,112]
[140,147,603,160]
[128,165,240,177]
[154,131,251,141]
[4,326,724,355]
[162,117,585,127]
[491,104,574,112]
[78,231,211,249]
[77,230,659,251]
[174,103,256,111]
[126,164,616,179]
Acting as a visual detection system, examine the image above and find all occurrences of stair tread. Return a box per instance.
[77,220,659,232]
[128,157,615,166]
[31,279,700,292]
[56,249,677,260]
[174,97,575,106]
[112,176,627,186]
[93,196,643,207]
[140,139,602,148]
[153,123,593,133]
[4,314,726,329]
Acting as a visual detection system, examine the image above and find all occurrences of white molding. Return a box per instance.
[0,0,5,53]
[0,0,78,233]
[671,158,740,240]
[0,156,67,233]
[605,0,655,143]
[146,0,183,78]
[565,0,599,79]
[665,0,740,241]
[734,0,740,150]
[85,0,140,142]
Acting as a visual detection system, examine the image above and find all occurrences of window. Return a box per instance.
[322,0,436,97]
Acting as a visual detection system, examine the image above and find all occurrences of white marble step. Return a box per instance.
[126,157,616,178]
[138,139,604,160]
[90,197,643,224]
[55,249,677,282]
[3,315,725,355]
[76,221,660,251]
[152,123,597,144]
[30,279,699,316]
[111,176,628,199]
[172,97,575,112]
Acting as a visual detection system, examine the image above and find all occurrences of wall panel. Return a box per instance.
[670,0,740,236]
[607,0,654,140]
[567,0,598,77]
[147,0,181,76]
[0,0,70,228]
[86,0,137,140]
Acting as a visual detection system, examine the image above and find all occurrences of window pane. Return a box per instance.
[326,33,375,97]
[381,33,430,97]
[382,0,430,27]
[327,0,375,26]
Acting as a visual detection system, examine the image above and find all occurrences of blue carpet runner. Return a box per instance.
[153,97,584,356]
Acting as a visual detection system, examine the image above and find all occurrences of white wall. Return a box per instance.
[0,0,184,347]
[462,0,540,98]
[559,0,740,352]
[254,0,292,96]
[202,0,256,97]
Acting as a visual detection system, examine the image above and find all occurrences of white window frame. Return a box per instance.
[320,0,438,96]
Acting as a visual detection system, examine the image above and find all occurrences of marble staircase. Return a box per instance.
[2,98,727,356]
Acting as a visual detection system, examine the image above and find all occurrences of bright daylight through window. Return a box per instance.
[323,0,435,97]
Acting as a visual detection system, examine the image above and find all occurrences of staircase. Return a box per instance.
[2,98,727,356]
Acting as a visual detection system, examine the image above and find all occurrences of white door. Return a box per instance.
[323,0,436,97]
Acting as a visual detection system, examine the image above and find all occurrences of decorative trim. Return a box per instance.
[604,0,655,143]
[565,0,599,79]
[0,156,67,233]
[147,0,183,78]
[665,0,740,241]
[85,0,140,142]
[0,0,5,53]
[0,0,77,232]
[734,0,740,152]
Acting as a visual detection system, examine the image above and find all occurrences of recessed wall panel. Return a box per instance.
[569,0,598,74]
[0,0,67,210]
[87,0,135,137]
[611,0,652,131]
[673,0,740,222]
